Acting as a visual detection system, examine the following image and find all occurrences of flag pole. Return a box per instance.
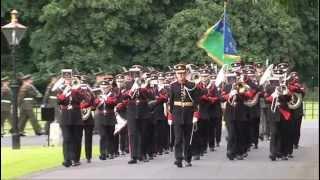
[223,0,227,64]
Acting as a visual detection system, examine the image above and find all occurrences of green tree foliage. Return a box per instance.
[1,0,318,88]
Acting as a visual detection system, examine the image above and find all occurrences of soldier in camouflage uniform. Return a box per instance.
[1,76,12,136]
[18,74,43,136]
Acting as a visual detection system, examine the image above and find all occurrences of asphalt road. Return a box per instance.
[4,120,318,180]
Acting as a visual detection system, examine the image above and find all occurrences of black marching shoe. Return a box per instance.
[193,155,200,160]
[294,144,299,149]
[19,133,26,137]
[185,161,192,167]
[128,159,137,164]
[62,161,72,167]
[109,154,114,159]
[210,147,215,152]
[243,153,248,158]
[174,160,182,168]
[227,153,234,160]
[87,159,91,163]
[269,155,276,161]
[236,155,244,160]
[99,155,107,160]
[35,132,44,136]
[287,154,294,158]
[281,156,288,160]
[72,161,81,166]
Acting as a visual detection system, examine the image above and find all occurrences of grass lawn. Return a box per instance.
[1,145,100,179]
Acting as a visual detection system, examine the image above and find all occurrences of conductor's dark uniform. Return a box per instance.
[169,64,200,167]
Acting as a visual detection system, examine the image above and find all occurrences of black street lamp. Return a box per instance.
[1,10,27,149]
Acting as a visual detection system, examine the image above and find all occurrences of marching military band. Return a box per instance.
[1,60,306,167]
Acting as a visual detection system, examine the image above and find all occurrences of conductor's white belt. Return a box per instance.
[1,100,11,103]
[23,98,34,101]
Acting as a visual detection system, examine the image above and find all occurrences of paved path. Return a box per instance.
[18,120,318,180]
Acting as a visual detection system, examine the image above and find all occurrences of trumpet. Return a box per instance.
[233,82,250,94]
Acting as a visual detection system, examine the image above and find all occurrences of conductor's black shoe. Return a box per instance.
[236,155,244,160]
[193,155,200,160]
[287,154,294,158]
[99,155,107,160]
[269,155,276,161]
[174,161,182,168]
[128,159,137,164]
[227,154,234,160]
[72,161,81,166]
[62,161,72,167]
[185,162,192,167]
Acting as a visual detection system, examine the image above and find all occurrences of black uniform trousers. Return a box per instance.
[60,125,83,163]
[208,117,217,148]
[82,124,93,160]
[292,115,303,147]
[227,120,248,156]
[153,119,167,153]
[192,119,208,155]
[280,119,293,156]
[140,119,154,157]
[250,117,260,146]
[215,116,222,145]
[119,126,129,153]
[174,123,193,162]
[99,125,115,156]
[269,120,281,157]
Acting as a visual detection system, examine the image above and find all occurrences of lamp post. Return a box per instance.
[1,10,27,149]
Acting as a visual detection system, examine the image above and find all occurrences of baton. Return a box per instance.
[189,123,196,145]
[169,124,172,145]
